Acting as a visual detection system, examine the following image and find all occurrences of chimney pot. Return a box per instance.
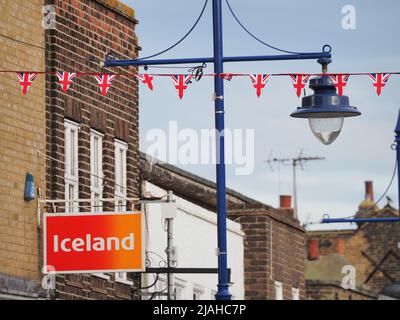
[365,181,374,201]
[279,195,292,209]
[308,239,320,260]
[334,238,346,256]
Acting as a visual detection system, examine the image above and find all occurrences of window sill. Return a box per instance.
[92,273,111,280]
[115,277,134,286]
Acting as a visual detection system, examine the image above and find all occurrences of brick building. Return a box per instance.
[0,0,142,299]
[140,153,306,300]
[44,0,141,299]
[305,181,400,300]
[0,0,47,299]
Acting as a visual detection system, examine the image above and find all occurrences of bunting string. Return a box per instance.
[2,70,399,99]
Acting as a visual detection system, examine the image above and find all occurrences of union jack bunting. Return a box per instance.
[329,74,350,96]
[249,74,270,97]
[368,73,391,96]
[171,75,192,99]
[94,74,116,96]
[134,74,154,91]
[218,73,234,81]
[56,71,77,93]
[17,72,38,95]
[290,74,310,97]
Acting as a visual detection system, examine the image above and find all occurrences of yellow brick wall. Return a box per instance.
[0,0,45,280]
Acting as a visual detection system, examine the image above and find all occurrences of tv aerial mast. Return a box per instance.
[266,150,325,220]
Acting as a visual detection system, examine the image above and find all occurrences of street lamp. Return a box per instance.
[104,0,351,300]
[291,60,361,145]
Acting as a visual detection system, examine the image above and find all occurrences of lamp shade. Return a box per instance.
[291,76,361,145]
[290,76,361,119]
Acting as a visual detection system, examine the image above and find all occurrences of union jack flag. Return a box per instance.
[94,74,116,96]
[249,74,270,97]
[17,72,38,95]
[134,74,154,91]
[368,73,391,96]
[329,74,350,96]
[290,74,310,97]
[218,73,234,81]
[56,71,77,93]
[171,75,192,99]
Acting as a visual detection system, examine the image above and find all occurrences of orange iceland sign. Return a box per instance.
[43,212,144,274]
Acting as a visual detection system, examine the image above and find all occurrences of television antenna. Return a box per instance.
[266,150,325,220]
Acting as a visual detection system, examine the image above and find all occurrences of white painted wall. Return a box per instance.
[142,181,244,300]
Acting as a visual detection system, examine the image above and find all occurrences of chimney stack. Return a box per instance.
[365,181,374,201]
[359,180,378,211]
[279,195,296,218]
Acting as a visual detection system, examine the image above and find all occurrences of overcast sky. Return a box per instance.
[121,0,399,230]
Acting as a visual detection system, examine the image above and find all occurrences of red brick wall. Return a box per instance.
[44,0,140,299]
[228,208,305,300]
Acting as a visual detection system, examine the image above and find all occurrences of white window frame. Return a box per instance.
[114,139,128,212]
[292,287,300,300]
[275,281,283,300]
[64,120,79,214]
[90,129,104,212]
[90,129,108,280]
[114,139,130,284]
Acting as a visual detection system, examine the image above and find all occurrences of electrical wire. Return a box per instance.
[324,158,398,221]
[361,160,398,213]
[132,0,209,62]
[0,33,45,50]
[225,0,308,55]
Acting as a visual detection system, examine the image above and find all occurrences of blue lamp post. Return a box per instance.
[104,0,356,300]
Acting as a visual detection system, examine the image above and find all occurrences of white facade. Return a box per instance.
[142,181,245,300]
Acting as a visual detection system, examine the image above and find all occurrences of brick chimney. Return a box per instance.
[279,195,295,217]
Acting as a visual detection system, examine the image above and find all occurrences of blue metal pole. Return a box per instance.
[212,0,231,300]
[102,2,334,301]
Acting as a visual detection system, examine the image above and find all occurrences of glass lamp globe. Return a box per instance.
[291,76,360,145]
[308,117,344,145]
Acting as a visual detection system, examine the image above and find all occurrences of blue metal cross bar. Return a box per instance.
[104,52,331,68]
[322,217,400,224]
[104,0,332,300]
